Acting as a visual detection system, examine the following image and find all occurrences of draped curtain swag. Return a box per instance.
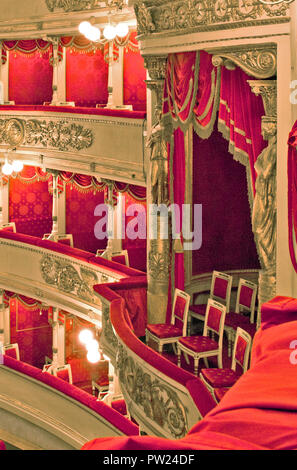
[287,122,297,274]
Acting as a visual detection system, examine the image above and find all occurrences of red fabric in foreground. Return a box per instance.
[0,441,6,450]
[3,354,138,437]
[83,296,297,450]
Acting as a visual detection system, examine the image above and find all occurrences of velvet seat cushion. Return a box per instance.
[214,387,230,402]
[200,368,241,388]
[178,336,218,353]
[225,312,251,328]
[111,399,127,416]
[189,304,207,316]
[146,324,182,339]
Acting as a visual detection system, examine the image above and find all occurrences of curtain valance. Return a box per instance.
[163,51,221,139]
[3,290,47,310]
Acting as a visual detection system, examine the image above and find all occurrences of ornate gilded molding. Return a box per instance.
[116,344,188,438]
[249,79,277,306]
[248,80,277,117]
[0,118,93,151]
[40,254,98,302]
[134,0,290,36]
[45,0,97,12]
[144,55,167,81]
[211,46,277,79]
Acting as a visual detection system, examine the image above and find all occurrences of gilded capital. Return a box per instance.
[144,55,167,81]
[248,80,277,120]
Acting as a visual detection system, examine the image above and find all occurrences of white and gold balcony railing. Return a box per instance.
[0,105,146,186]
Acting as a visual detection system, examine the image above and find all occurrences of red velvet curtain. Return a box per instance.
[123,31,147,111]
[9,49,53,105]
[192,124,260,275]
[66,47,108,107]
[218,66,266,194]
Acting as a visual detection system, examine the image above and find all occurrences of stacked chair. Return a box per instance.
[224,279,258,356]
[2,343,20,360]
[188,271,233,334]
[200,327,252,403]
[177,299,226,376]
[146,288,190,354]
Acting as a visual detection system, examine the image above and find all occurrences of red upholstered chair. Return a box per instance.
[42,364,54,374]
[3,343,20,360]
[52,364,73,384]
[109,250,129,267]
[213,387,229,402]
[188,271,232,332]
[200,327,252,400]
[0,222,16,233]
[145,288,190,354]
[177,299,226,376]
[224,279,257,355]
[43,233,74,247]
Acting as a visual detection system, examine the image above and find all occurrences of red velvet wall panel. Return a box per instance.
[122,193,147,271]
[66,48,108,107]
[192,125,260,275]
[66,185,107,253]
[9,299,52,369]
[9,50,53,105]
[9,177,52,238]
[123,33,147,111]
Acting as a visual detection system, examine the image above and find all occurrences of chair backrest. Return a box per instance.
[109,250,129,267]
[3,343,20,360]
[210,271,233,311]
[57,234,74,247]
[0,222,16,233]
[204,299,226,347]
[235,279,258,323]
[231,327,252,373]
[171,288,191,336]
[42,364,54,374]
[52,364,73,384]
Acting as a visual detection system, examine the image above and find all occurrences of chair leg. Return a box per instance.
[172,343,177,355]
[194,357,200,376]
[227,330,232,357]
[203,357,209,368]
[177,346,181,367]
[158,342,163,354]
[183,352,190,365]
[217,351,223,369]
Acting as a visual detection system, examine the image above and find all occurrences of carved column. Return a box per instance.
[0,289,4,346]
[248,80,277,310]
[49,37,60,105]
[144,55,171,324]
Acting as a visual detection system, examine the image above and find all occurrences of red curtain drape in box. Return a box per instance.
[192,124,260,276]
[9,49,53,105]
[218,66,265,196]
[66,47,108,107]
[123,31,147,111]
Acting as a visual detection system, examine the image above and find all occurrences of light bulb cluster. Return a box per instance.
[2,160,24,176]
[79,20,129,42]
[79,328,101,364]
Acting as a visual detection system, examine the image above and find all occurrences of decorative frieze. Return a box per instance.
[40,254,98,302]
[134,0,290,36]
[0,118,93,152]
[45,0,97,12]
[212,46,277,79]
[116,344,188,438]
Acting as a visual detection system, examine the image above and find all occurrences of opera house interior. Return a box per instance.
[1,0,297,452]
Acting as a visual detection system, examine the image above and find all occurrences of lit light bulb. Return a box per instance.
[79,329,93,345]
[103,24,116,41]
[12,160,23,173]
[86,339,99,351]
[78,21,92,35]
[115,23,129,38]
[85,26,101,42]
[87,349,100,364]
[2,162,13,175]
